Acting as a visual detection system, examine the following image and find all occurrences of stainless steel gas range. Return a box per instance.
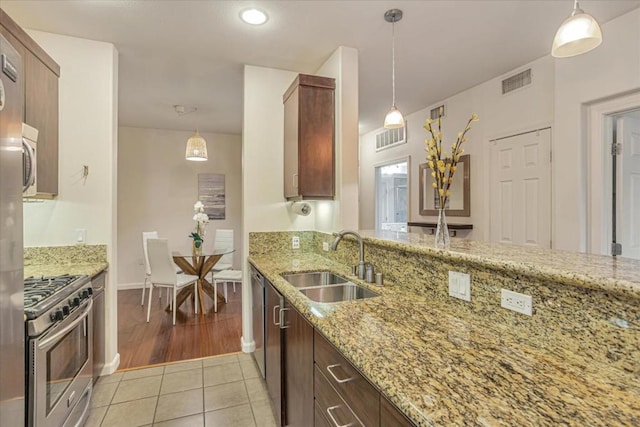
[24,274,93,427]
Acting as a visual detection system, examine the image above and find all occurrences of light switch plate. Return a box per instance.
[501,289,533,316]
[75,229,86,244]
[322,242,329,251]
[292,236,300,249]
[448,271,471,302]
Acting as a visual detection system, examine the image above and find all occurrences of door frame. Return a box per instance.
[373,156,410,231]
[586,91,640,255]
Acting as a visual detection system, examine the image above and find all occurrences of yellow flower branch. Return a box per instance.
[424,110,478,209]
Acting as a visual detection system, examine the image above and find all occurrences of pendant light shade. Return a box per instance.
[185,130,208,161]
[384,9,404,129]
[552,0,602,58]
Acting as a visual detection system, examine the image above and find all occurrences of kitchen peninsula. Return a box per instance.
[249,231,639,426]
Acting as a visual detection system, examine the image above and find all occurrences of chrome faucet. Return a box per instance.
[331,230,369,281]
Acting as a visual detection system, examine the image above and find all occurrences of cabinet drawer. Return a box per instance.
[315,365,363,427]
[314,331,379,426]
[314,401,332,427]
[381,396,415,427]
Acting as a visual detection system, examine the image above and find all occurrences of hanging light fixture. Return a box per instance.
[185,130,208,161]
[383,9,404,129]
[551,0,602,58]
[175,105,208,161]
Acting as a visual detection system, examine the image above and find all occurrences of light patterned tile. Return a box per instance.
[250,399,277,427]
[101,396,157,427]
[154,388,203,423]
[204,381,249,412]
[240,360,259,380]
[160,368,203,395]
[84,405,108,427]
[205,403,255,427]
[112,375,162,403]
[244,378,268,403]
[122,366,165,381]
[153,413,204,427]
[164,360,203,374]
[98,372,123,385]
[202,354,239,367]
[203,363,243,387]
[91,381,118,408]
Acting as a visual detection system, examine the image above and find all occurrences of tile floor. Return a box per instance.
[85,353,277,427]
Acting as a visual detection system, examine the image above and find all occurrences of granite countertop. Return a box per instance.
[249,252,639,426]
[357,230,640,297]
[24,262,108,279]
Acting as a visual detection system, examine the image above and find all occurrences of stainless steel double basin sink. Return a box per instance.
[282,271,379,304]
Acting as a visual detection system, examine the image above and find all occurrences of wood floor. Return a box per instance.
[117,283,242,370]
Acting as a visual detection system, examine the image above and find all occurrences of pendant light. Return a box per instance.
[175,105,208,161]
[383,9,404,129]
[185,130,208,161]
[552,0,602,58]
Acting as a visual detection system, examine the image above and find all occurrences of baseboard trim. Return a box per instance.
[101,352,120,376]
[241,336,255,353]
[118,282,144,290]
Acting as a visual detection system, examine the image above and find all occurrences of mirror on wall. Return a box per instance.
[419,154,470,217]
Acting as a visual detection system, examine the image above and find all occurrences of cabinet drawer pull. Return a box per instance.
[326,405,354,427]
[279,307,290,329]
[326,364,353,384]
[273,305,280,326]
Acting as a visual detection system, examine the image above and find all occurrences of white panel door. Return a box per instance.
[619,116,640,259]
[490,128,551,247]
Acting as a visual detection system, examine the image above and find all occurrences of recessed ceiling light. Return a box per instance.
[240,8,268,25]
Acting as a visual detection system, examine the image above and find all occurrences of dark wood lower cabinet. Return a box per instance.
[381,396,414,427]
[314,402,332,427]
[282,301,314,426]
[265,281,283,426]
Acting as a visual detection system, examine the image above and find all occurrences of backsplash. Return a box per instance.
[24,244,108,266]
[252,230,639,377]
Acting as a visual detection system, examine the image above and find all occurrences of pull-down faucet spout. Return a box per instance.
[331,230,366,280]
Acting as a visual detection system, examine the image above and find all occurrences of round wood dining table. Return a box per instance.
[169,248,234,314]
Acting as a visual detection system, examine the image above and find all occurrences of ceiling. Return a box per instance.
[2,1,639,135]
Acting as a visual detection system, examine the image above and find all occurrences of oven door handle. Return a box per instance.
[38,299,92,351]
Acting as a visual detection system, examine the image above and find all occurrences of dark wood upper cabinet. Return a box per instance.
[283,74,335,200]
[1,8,60,197]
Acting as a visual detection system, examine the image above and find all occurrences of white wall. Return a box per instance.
[360,54,554,242]
[23,30,120,372]
[117,127,242,288]
[314,46,360,233]
[554,8,640,252]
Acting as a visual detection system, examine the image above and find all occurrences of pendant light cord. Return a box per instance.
[391,20,396,107]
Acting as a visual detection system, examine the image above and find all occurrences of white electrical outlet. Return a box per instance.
[448,271,471,302]
[292,236,300,249]
[322,242,329,251]
[501,289,533,316]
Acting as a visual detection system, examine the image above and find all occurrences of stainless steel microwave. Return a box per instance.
[22,123,38,197]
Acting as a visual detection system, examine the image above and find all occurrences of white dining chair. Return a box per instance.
[212,229,234,271]
[146,238,199,325]
[141,231,182,305]
[212,269,242,312]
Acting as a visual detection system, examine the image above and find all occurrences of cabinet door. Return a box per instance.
[283,86,299,199]
[381,396,415,427]
[24,52,59,195]
[282,301,314,426]
[265,281,283,426]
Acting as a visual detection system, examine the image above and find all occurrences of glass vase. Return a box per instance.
[192,240,203,256]
[434,208,450,250]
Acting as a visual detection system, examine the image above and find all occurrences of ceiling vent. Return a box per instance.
[502,69,532,95]
[376,126,406,151]
[430,105,445,120]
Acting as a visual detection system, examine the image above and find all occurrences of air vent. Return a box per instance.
[502,69,532,94]
[376,126,406,151]
[430,105,445,120]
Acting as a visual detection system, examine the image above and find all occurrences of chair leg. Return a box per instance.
[173,286,177,325]
[223,282,228,302]
[214,280,218,313]
[194,282,198,315]
[146,284,153,323]
[141,277,147,306]
[233,281,236,293]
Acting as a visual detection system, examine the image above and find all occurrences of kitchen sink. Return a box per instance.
[282,271,349,288]
[299,283,379,303]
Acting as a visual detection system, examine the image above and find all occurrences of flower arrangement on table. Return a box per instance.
[424,108,478,248]
[190,200,209,255]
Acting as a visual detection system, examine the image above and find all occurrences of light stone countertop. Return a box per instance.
[24,262,108,279]
[249,252,640,427]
